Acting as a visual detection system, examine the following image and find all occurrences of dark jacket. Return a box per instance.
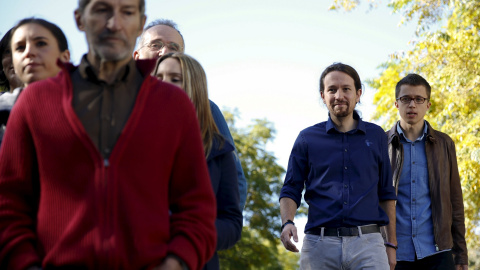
[387,121,468,265]
[203,136,243,270]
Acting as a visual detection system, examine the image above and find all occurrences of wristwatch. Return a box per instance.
[281,220,295,232]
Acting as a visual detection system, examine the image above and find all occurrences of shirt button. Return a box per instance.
[344,166,347,170]
[345,149,347,152]
[344,184,348,188]
[344,201,347,205]
[412,179,415,183]
[412,198,416,202]
[413,217,416,220]
[413,234,416,237]
[412,161,415,164]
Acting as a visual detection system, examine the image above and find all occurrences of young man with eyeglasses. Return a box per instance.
[387,74,468,270]
[133,19,248,212]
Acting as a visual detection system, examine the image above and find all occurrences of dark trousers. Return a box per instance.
[395,250,455,270]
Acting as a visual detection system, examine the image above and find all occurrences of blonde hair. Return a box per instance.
[154,53,224,158]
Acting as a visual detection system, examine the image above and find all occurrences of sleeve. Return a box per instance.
[167,98,217,270]
[279,132,309,208]
[214,152,243,250]
[209,100,247,211]
[378,130,396,201]
[0,92,42,269]
[447,139,468,264]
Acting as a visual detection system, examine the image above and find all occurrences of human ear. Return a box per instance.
[60,50,71,63]
[74,9,85,31]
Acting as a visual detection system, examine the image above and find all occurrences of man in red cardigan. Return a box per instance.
[0,0,217,269]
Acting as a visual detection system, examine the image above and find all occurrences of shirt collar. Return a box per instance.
[396,120,428,142]
[78,54,136,85]
[326,110,366,134]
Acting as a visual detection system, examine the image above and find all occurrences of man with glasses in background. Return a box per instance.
[134,19,248,212]
[133,19,184,59]
[387,74,468,270]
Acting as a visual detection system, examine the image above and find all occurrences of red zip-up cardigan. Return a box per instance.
[0,61,217,270]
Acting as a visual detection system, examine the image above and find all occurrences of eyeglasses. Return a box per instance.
[139,40,182,53]
[396,96,429,104]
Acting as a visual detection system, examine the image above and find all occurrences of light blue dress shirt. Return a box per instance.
[396,121,447,261]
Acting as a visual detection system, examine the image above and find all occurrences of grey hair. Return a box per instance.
[137,19,184,50]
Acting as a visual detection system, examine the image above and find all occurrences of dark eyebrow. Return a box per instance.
[401,95,424,98]
[90,1,109,8]
[33,36,48,41]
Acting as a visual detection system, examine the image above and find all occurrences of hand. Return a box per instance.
[154,257,182,270]
[385,247,396,270]
[280,223,299,252]
[455,265,468,270]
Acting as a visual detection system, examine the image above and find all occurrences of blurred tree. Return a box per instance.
[331,0,480,267]
[218,109,300,269]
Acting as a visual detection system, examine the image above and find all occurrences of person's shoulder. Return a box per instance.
[209,99,218,108]
[363,120,387,134]
[208,99,222,115]
[427,124,455,145]
[145,77,197,119]
[301,121,326,133]
[208,135,235,160]
[22,73,66,98]
[295,122,327,145]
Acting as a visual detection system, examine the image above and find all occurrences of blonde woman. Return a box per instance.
[154,53,242,270]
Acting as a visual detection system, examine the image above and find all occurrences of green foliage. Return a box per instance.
[332,0,480,262]
[219,109,299,269]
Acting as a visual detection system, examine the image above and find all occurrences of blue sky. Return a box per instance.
[2,0,418,249]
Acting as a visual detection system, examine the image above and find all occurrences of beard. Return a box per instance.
[330,102,353,118]
[91,32,133,62]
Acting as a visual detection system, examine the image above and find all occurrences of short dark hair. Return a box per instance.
[11,18,69,52]
[0,28,14,90]
[319,62,362,94]
[138,19,184,49]
[395,73,431,99]
[77,0,145,17]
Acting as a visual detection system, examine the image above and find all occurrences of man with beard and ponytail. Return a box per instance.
[0,0,216,269]
[279,63,397,270]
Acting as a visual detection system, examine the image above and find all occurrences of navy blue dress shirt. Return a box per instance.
[280,112,396,232]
